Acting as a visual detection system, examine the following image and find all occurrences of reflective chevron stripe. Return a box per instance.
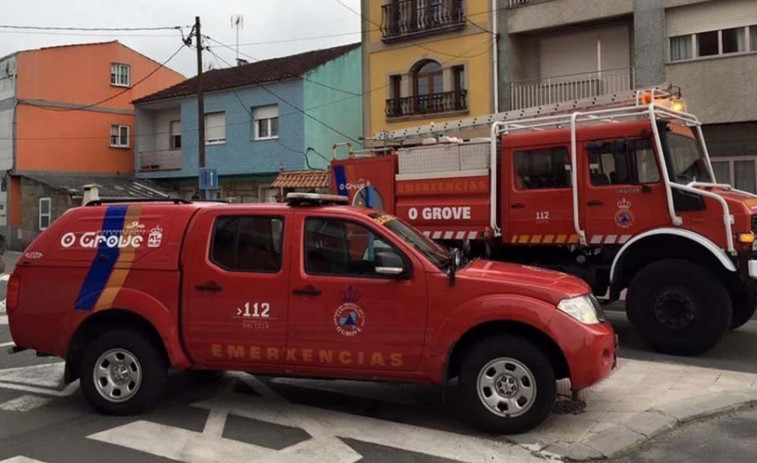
[422,231,480,240]
[509,234,633,245]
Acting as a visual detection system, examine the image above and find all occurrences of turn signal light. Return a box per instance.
[736,233,755,244]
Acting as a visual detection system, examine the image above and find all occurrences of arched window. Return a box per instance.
[413,60,443,97]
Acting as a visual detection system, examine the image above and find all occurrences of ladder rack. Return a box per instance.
[373,84,680,142]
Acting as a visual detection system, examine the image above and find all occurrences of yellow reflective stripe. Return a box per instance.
[518,235,530,244]
[511,235,518,243]
[568,235,580,244]
[556,235,567,244]
[543,235,555,244]
[531,235,542,244]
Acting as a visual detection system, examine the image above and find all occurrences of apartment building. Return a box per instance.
[0,41,184,248]
[499,0,757,191]
[361,0,496,141]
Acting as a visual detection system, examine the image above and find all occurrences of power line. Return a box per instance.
[206,47,362,145]
[235,30,364,46]
[0,30,182,38]
[0,24,187,31]
[205,36,362,97]
[22,43,188,112]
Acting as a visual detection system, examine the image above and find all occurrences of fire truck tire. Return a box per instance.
[459,335,556,434]
[626,259,731,356]
[730,292,757,330]
[79,329,167,415]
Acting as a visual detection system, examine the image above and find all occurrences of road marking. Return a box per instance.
[0,316,6,325]
[0,362,79,397]
[89,420,285,463]
[1,457,49,463]
[0,394,52,412]
[193,374,536,463]
[202,408,228,438]
[271,377,418,406]
[0,342,13,348]
[0,274,9,282]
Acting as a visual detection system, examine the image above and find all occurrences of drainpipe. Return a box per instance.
[491,0,499,113]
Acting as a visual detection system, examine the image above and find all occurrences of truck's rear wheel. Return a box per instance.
[459,335,555,434]
[626,259,731,356]
[80,329,167,415]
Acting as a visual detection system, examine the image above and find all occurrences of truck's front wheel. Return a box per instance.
[459,335,555,434]
[626,259,731,355]
[79,329,167,415]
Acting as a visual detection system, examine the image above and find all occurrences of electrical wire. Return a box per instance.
[20,43,188,112]
[206,46,362,145]
[205,36,362,97]
[0,24,187,31]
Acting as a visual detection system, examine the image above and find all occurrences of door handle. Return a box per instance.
[195,283,223,292]
[292,286,322,296]
[510,203,525,209]
[587,200,604,207]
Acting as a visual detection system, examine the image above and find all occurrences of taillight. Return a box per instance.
[6,273,20,314]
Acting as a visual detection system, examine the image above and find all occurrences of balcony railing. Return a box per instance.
[506,0,531,7]
[386,90,467,118]
[381,0,465,42]
[139,149,181,172]
[509,67,635,110]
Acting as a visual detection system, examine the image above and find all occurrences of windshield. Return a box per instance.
[665,133,713,184]
[370,213,450,269]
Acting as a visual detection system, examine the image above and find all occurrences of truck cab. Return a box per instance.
[7,195,615,434]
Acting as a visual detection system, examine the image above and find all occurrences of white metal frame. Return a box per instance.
[39,197,51,230]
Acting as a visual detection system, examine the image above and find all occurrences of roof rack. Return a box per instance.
[286,192,348,206]
[85,198,191,207]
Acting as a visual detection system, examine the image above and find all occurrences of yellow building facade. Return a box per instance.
[361,0,495,142]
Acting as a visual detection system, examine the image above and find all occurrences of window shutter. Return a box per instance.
[254,105,279,120]
[205,112,226,142]
[667,0,757,36]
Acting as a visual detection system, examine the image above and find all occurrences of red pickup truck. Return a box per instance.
[7,194,615,433]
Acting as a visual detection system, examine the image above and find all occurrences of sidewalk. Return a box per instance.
[513,357,757,460]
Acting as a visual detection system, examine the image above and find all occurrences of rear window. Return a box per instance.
[211,216,284,273]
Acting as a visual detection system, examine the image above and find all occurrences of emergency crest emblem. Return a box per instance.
[334,286,365,336]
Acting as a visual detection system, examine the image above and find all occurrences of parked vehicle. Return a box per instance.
[6,194,615,433]
[331,85,757,355]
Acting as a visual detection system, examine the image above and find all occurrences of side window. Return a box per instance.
[304,218,400,277]
[210,216,284,273]
[514,147,571,190]
[588,139,660,186]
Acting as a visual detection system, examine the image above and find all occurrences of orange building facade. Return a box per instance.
[0,41,184,248]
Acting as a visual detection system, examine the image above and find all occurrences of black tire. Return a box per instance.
[730,291,757,330]
[459,335,556,434]
[79,329,167,415]
[626,259,731,356]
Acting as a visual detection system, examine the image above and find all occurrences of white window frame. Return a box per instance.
[670,26,755,63]
[205,112,226,145]
[253,105,279,141]
[169,120,181,149]
[711,156,757,194]
[39,197,51,230]
[110,63,131,87]
[110,124,130,148]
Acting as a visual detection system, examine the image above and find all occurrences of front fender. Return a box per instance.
[425,294,558,379]
[62,287,191,369]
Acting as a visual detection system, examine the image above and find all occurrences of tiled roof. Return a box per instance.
[271,170,330,189]
[21,172,170,199]
[134,42,360,104]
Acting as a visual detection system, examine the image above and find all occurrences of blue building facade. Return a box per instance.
[134,44,361,202]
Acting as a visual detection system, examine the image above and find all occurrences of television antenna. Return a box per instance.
[231,14,244,64]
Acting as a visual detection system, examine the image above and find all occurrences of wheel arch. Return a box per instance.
[445,320,570,383]
[610,228,736,298]
[64,309,170,384]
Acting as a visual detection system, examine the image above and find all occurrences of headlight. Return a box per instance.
[557,295,605,325]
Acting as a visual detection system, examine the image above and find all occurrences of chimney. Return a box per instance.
[82,184,100,206]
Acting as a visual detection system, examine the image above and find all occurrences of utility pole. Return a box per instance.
[195,16,209,199]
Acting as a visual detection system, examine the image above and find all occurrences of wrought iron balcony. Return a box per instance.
[386,90,467,118]
[381,0,465,43]
[138,149,182,172]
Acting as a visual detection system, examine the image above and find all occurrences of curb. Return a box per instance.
[538,388,757,461]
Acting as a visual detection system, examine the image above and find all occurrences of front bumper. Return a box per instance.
[547,311,616,391]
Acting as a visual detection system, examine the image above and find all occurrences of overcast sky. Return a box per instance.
[0,0,362,77]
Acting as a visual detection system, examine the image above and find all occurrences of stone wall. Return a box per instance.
[18,177,73,249]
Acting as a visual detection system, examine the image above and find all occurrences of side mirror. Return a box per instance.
[375,251,405,277]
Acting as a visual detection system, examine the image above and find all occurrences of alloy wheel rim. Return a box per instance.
[93,348,143,403]
[476,357,537,418]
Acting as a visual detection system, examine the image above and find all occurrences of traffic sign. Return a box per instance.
[199,168,219,190]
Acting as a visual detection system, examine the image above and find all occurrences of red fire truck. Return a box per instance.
[331,86,757,356]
